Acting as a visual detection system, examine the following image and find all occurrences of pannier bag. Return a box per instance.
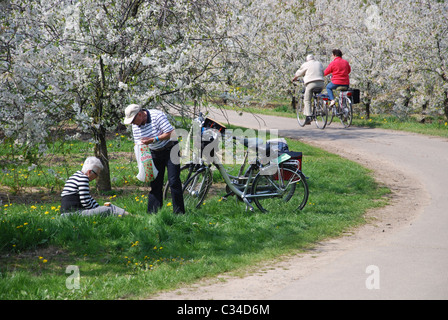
[273,151,303,181]
[348,89,360,104]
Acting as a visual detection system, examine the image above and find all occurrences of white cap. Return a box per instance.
[123,104,142,124]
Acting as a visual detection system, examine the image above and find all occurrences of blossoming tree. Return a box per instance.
[1,0,447,191]
[1,0,245,190]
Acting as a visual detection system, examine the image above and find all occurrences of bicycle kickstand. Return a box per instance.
[242,197,254,212]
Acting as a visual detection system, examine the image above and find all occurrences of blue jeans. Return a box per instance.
[326,82,349,101]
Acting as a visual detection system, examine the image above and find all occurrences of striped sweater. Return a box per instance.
[131,109,174,149]
[61,171,99,212]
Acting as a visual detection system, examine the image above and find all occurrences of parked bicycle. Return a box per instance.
[294,83,328,129]
[164,114,309,212]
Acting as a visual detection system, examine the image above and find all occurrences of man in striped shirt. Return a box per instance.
[61,157,129,216]
[124,104,185,214]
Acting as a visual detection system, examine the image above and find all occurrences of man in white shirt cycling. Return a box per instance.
[292,54,325,125]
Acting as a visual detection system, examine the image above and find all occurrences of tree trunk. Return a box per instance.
[444,89,448,121]
[92,55,111,192]
[94,125,112,192]
[420,101,428,123]
[364,82,371,119]
[365,100,371,119]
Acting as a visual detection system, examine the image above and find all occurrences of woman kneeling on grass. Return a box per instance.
[61,156,130,217]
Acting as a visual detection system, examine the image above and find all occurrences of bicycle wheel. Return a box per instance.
[314,98,328,129]
[328,104,336,125]
[296,96,307,127]
[182,167,213,208]
[163,163,198,200]
[340,97,353,128]
[251,167,309,213]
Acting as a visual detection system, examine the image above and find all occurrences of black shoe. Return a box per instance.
[305,116,312,125]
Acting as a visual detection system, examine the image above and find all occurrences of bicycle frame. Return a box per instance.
[212,152,303,211]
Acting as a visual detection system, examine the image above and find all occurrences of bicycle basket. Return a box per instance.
[202,117,226,134]
[273,151,302,181]
[201,117,226,158]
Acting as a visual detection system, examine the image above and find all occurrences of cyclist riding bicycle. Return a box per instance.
[324,49,351,107]
[292,54,325,125]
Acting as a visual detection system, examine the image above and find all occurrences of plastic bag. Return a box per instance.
[134,144,158,182]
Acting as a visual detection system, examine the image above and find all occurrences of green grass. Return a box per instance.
[0,133,140,194]
[352,114,448,138]
[0,127,389,300]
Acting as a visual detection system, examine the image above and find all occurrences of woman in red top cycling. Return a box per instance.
[324,49,351,106]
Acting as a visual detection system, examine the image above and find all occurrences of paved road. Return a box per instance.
[203,108,448,300]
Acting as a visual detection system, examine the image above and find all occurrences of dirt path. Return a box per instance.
[150,110,448,300]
